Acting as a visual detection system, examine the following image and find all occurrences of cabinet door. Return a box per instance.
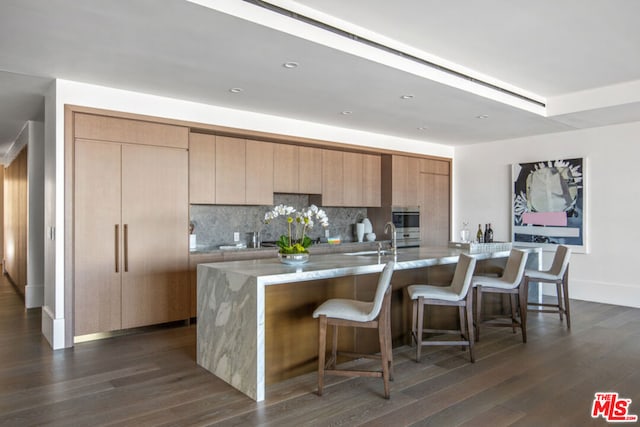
[321,149,343,206]
[121,144,189,328]
[298,146,322,194]
[273,144,298,193]
[363,154,381,207]
[420,158,450,175]
[215,136,246,204]
[246,140,274,205]
[419,172,450,246]
[74,139,122,335]
[392,155,420,206]
[189,133,216,204]
[343,152,363,206]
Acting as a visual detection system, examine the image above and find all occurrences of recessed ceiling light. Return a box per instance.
[400,95,414,100]
[340,111,353,115]
[417,126,428,131]
[229,88,244,93]
[476,114,489,119]
[283,62,299,69]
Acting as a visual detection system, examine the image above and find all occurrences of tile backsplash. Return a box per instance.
[190,194,369,248]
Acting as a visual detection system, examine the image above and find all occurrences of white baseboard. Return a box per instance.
[25,283,44,308]
[542,279,640,309]
[42,305,67,350]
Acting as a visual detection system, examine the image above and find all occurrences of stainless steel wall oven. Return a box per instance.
[391,207,421,247]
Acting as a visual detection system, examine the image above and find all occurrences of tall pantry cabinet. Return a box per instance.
[73,113,190,336]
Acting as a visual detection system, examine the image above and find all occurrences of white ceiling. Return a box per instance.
[1,0,639,156]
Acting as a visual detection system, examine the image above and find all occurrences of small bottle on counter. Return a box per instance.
[476,224,484,243]
[487,223,494,243]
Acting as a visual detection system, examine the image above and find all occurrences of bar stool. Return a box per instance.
[473,249,529,343]
[312,261,395,399]
[525,245,572,328]
[407,254,477,363]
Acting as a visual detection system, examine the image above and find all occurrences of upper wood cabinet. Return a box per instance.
[189,133,216,204]
[74,113,188,149]
[273,144,323,194]
[382,155,450,207]
[298,146,323,194]
[246,140,274,205]
[420,158,450,175]
[363,154,381,207]
[215,136,246,205]
[320,150,381,207]
[191,134,275,206]
[321,149,344,206]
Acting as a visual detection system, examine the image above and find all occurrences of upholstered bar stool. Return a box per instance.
[313,261,395,399]
[525,245,572,328]
[407,254,477,363]
[473,249,529,343]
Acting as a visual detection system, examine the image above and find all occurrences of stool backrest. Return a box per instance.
[451,254,477,298]
[549,245,571,277]
[366,261,396,321]
[502,249,529,287]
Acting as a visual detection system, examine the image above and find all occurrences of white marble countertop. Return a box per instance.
[197,245,541,286]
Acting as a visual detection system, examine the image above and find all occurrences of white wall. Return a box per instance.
[44,79,453,349]
[453,121,640,308]
[26,121,45,308]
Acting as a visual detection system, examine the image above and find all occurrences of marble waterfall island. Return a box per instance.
[196,247,541,401]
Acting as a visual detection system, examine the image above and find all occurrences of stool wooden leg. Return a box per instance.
[385,307,394,381]
[556,282,564,322]
[317,315,327,396]
[411,298,417,346]
[563,270,571,329]
[465,292,475,363]
[458,305,467,351]
[330,324,338,369]
[510,293,517,334]
[520,280,528,343]
[378,313,390,399]
[475,286,482,342]
[416,297,424,362]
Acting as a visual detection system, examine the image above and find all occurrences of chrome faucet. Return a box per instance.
[384,221,397,256]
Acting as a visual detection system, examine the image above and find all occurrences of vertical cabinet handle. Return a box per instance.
[115,224,119,273]
[124,224,129,272]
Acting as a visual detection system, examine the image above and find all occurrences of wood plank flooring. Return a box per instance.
[1,276,639,426]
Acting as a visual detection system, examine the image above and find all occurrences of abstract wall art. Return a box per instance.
[512,158,586,252]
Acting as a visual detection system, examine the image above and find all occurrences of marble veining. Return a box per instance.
[196,245,541,401]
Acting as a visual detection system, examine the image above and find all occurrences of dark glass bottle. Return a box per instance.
[487,223,494,243]
[483,224,489,244]
[476,224,484,243]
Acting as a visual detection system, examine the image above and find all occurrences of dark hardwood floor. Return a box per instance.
[1,275,639,426]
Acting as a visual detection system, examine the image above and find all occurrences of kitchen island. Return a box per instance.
[197,246,541,401]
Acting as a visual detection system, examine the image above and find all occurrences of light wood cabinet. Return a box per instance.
[273,144,323,195]
[215,136,246,205]
[298,146,323,194]
[74,132,189,336]
[189,133,216,204]
[419,172,450,246]
[391,155,420,207]
[343,152,363,206]
[420,158,450,175]
[320,150,381,207]
[321,149,344,206]
[273,144,298,193]
[363,154,381,207]
[246,140,274,205]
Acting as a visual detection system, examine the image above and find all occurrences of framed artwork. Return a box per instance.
[512,158,586,253]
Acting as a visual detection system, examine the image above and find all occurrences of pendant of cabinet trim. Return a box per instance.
[73,114,190,336]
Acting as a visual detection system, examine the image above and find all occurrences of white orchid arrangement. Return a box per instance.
[264,204,329,254]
